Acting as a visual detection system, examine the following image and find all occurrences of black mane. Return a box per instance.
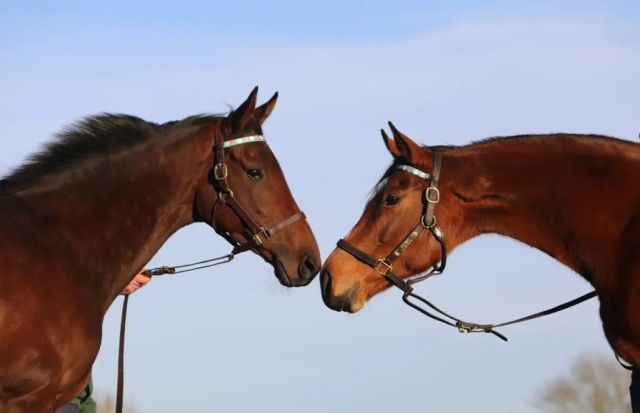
[0,113,218,194]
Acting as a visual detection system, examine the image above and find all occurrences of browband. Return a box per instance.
[396,164,431,180]
[223,135,265,148]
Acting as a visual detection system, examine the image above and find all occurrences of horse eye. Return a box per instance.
[384,195,400,206]
[246,169,263,180]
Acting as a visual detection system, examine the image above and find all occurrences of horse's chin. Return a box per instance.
[273,259,294,287]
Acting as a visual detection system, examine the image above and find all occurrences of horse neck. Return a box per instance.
[446,136,640,285]
[13,123,216,306]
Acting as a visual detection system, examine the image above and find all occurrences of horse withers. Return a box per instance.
[320,123,640,406]
[0,87,320,412]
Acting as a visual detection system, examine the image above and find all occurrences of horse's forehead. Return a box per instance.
[373,177,389,195]
[366,170,412,204]
[386,170,414,188]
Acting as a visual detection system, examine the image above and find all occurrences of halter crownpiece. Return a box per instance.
[223,135,265,149]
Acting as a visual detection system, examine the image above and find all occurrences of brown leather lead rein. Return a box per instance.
[115,124,307,413]
[116,295,128,413]
[337,150,597,342]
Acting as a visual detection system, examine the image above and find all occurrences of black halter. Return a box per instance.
[143,123,306,276]
[209,123,306,256]
[337,152,446,293]
[336,150,596,342]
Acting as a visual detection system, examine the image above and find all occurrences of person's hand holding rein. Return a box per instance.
[120,270,151,295]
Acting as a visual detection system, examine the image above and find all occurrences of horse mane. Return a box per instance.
[467,132,634,147]
[370,132,637,195]
[0,113,219,194]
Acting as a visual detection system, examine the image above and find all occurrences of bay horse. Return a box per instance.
[320,123,640,406]
[0,87,321,412]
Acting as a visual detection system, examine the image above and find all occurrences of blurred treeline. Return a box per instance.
[536,354,631,413]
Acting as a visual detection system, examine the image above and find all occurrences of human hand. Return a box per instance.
[120,271,151,295]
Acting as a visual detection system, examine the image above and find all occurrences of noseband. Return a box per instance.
[336,150,596,342]
[210,127,306,256]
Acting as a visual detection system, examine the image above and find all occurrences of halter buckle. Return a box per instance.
[253,228,271,245]
[214,163,228,180]
[425,187,440,204]
[375,259,393,276]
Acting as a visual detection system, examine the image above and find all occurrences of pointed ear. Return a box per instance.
[381,128,402,158]
[253,92,278,125]
[229,86,259,131]
[388,121,421,164]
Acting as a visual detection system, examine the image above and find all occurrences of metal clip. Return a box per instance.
[144,266,177,276]
[422,215,437,229]
[457,321,476,333]
[214,163,228,180]
[375,259,393,276]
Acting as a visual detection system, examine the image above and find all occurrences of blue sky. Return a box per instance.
[2,1,639,412]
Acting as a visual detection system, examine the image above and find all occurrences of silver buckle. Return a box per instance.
[214,163,228,180]
[253,228,271,245]
[425,187,440,204]
[374,259,393,276]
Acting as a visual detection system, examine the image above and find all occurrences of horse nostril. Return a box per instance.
[320,270,332,298]
[305,255,318,274]
[299,254,319,279]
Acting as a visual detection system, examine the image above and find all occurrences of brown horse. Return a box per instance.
[0,87,320,412]
[320,124,640,400]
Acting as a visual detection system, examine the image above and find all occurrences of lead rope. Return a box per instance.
[116,295,128,413]
[401,289,597,342]
[115,252,236,413]
[116,172,234,413]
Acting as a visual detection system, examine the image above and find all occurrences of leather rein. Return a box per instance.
[336,150,597,342]
[115,126,306,413]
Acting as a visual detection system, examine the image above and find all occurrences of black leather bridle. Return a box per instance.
[143,124,306,276]
[336,150,596,342]
[208,124,306,257]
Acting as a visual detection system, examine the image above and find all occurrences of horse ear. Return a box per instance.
[388,121,420,163]
[253,92,278,125]
[229,86,259,130]
[381,129,401,158]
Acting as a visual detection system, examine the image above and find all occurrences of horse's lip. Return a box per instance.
[274,259,293,287]
[340,282,362,312]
